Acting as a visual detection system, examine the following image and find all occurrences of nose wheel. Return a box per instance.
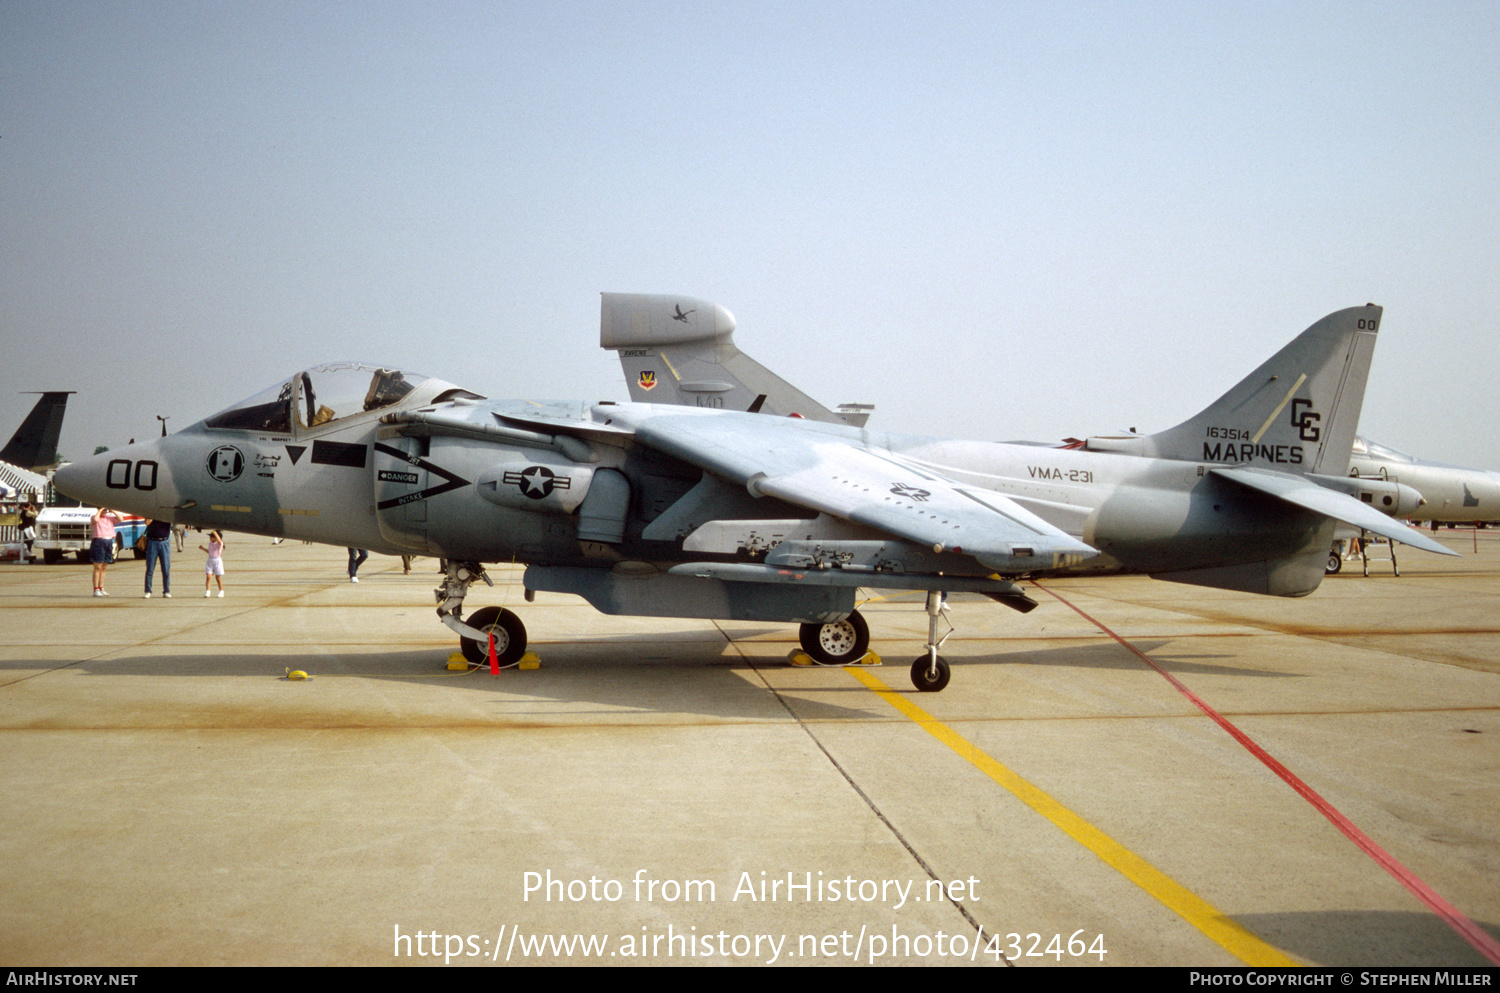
[437,560,528,667]
[459,606,528,666]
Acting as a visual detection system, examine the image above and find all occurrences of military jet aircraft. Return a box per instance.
[55,298,1454,692]
[1348,436,1500,527]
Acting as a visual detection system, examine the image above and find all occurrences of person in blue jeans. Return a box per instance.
[143,519,173,598]
[347,548,369,583]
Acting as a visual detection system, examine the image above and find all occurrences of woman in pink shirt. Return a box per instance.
[89,507,123,596]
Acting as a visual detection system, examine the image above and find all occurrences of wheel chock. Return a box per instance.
[788,650,881,668]
[284,668,311,681]
[447,651,540,671]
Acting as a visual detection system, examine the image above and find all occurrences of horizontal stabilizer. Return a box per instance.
[1211,466,1458,557]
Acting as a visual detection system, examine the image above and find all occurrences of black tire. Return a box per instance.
[910,655,951,692]
[459,606,527,666]
[798,610,870,665]
[43,549,61,564]
[1326,552,1342,574]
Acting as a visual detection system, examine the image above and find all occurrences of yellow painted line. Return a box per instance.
[845,666,1298,967]
[1251,373,1307,444]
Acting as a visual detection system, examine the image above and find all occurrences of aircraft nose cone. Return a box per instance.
[52,459,94,503]
[54,442,173,516]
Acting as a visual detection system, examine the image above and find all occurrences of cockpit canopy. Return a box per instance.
[204,363,478,433]
[1351,436,1416,464]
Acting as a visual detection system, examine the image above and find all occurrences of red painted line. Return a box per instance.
[1032,581,1500,966]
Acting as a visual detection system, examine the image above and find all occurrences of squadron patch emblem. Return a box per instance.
[207,446,245,482]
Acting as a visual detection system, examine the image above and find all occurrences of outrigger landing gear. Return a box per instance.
[434,561,531,666]
[910,591,952,692]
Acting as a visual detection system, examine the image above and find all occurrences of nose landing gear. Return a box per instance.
[436,560,531,666]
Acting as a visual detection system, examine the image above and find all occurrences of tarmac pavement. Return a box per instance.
[1,531,1495,966]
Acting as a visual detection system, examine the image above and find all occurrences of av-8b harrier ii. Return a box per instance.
[55,297,1452,691]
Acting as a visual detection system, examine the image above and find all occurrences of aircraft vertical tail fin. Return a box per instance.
[1,391,74,470]
[600,293,869,426]
[1138,305,1381,474]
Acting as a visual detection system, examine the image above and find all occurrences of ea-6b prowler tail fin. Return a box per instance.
[1094,305,1380,474]
[600,293,872,426]
[1,391,74,470]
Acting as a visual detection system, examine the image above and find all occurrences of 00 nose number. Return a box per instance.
[105,459,158,491]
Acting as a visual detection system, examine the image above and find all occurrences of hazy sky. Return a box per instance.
[3,1,1497,466]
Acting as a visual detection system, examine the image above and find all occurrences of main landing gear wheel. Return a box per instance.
[1326,551,1342,574]
[911,655,951,692]
[459,606,527,666]
[798,610,870,665]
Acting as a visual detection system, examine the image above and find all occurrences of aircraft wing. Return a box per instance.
[623,410,1098,573]
[1211,466,1458,557]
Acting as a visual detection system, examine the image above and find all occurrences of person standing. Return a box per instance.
[347,547,368,583]
[89,507,123,596]
[201,530,226,597]
[17,498,38,564]
[142,518,172,598]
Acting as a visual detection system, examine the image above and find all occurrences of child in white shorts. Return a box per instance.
[201,530,226,597]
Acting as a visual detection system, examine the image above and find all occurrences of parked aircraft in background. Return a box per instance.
[1,392,73,502]
[55,297,1452,691]
[607,293,873,427]
[1,392,73,470]
[1349,436,1500,528]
